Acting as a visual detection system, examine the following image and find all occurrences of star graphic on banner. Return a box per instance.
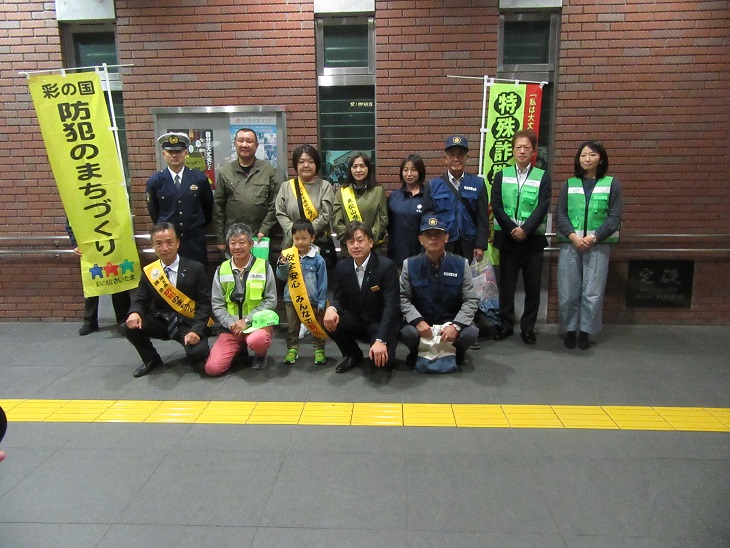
[103,262,120,277]
[89,264,104,279]
[120,259,135,274]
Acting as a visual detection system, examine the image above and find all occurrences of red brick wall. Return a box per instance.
[1,0,727,323]
[0,1,79,320]
[115,0,320,221]
[374,0,499,190]
[547,0,730,324]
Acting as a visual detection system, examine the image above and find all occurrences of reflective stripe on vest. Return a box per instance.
[494,166,546,235]
[558,176,620,244]
[219,257,266,318]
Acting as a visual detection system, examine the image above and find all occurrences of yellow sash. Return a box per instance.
[340,186,363,222]
[282,247,328,340]
[143,260,213,326]
[290,178,319,222]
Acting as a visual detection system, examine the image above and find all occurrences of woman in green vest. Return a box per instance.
[555,141,623,350]
[332,153,388,254]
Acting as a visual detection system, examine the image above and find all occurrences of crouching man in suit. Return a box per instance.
[323,221,400,373]
[123,222,211,377]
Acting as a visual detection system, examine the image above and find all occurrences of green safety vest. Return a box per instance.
[219,257,266,319]
[558,176,620,244]
[494,166,547,235]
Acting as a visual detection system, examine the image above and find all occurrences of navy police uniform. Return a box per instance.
[146,133,214,267]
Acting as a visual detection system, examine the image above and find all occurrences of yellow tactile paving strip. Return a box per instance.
[2,399,729,431]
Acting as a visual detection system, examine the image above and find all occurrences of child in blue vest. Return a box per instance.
[276,218,329,364]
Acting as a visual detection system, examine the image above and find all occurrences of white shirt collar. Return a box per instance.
[448,171,464,187]
[354,254,371,271]
[516,164,530,188]
[230,254,254,273]
[162,255,180,272]
[168,166,185,180]
[303,246,317,258]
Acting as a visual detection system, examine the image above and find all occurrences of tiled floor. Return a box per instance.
[0,321,729,547]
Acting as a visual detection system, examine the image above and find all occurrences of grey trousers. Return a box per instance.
[557,243,610,334]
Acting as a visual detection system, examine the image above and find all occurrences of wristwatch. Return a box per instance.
[453,324,462,332]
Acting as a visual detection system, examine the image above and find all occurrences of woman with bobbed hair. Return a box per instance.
[555,140,623,350]
[275,144,335,253]
[332,153,388,251]
[387,154,428,266]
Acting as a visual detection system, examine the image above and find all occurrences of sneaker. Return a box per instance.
[298,324,308,339]
[314,349,327,365]
[252,356,267,370]
[470,341,481,350]
[284,349,298,364]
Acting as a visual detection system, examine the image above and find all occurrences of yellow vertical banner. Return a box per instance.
[29,71,140,297]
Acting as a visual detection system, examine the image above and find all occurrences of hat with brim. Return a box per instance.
[444,134,469,151]
[420,215,448,233]
[158,132,190,151]
[243,310,280,333]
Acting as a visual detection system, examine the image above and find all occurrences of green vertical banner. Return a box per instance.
[481,83,543,263]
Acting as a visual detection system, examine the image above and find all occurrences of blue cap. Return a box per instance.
[420,215,447,233]
[444,134,469,151]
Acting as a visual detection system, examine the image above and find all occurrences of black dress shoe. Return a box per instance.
[520,330,536,345]
[335,355,362,373]
[405,351,418,367]
[564,331,577,349]
[133,358,163,378]
[78,322,99,336]
[492,327,514,341]
[577,331,591,350]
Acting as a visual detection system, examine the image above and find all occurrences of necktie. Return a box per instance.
[356,265,365,289]
[174,174,181,191]
[164,266,174,286]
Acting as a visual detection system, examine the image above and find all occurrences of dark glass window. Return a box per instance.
[73,32,117,68]
[319,86,375,182]
[503,20,551,65]
[323,24,369,68]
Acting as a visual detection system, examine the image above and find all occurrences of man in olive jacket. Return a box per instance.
[213,128,281,250]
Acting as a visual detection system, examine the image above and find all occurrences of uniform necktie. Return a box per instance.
[174,174,181,191]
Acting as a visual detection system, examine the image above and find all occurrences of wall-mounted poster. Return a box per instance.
[153,106,287,189]
[228,115,278,169]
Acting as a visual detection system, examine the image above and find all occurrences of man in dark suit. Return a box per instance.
[323,221,400,373]
[491,129,552,345]
[146,132,214,267]
[123,223,211,377]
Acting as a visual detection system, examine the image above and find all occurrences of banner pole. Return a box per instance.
[98,63,128,187]
[478,75,494,178]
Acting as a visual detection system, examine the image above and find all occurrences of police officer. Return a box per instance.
[146,132,214,267]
